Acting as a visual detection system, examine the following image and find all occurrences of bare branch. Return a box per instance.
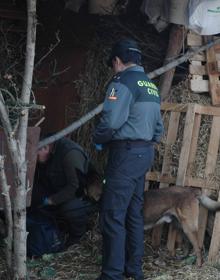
[34,30,60,69]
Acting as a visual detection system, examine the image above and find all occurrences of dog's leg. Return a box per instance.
[181,223,202,266]
[177,204,202,267]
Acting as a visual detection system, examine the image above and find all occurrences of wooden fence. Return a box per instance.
[146,102,220,262]
[188,31,220,106]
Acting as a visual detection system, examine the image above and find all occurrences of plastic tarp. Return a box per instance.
[189,0,220,35]
[141,0,220,35]
[140,0,169,32]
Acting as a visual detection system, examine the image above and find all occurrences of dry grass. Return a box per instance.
[1,221,220,280]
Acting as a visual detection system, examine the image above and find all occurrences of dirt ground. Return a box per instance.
[1,221,220,280]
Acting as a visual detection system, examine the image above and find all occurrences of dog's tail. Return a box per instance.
[198,195,220,211]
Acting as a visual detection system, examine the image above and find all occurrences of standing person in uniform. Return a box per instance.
[93,38,164,280]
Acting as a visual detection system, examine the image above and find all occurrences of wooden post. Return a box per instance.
[152,111,180,247]
[167,224,177,256]
[208,190,220,262]
[186,114,201,177]
[204,36,220,106]
[159,25,185,101]
[167,104,196,254]
[176,104,196,186]
[160,111,181,188]
[198,116,220,249]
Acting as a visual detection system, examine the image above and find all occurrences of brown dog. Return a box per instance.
[86,182,220,266]
[143,186,220,266]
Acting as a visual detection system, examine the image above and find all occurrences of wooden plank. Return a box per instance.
[206,116,220,261]
[167,105,196,254]
[191,61,203,66]
[205,36,220,105]
[159,25,185,101]
[152,224,163,249]
[189,60,220,75]
[176,104,196,186]
[162,103,220,116]
[214,44,220,54]
[191,74,204,80]
[160,112,180,188]
[190,79,209,92]
[198,116,220,248]
[190,53,206,62]
[146,172,176,184]
[189,64,206,75]
[146,172,219,190]
[184,177,219,190]
[190,53,220,62]
[152,112,181,247]
[161,103,188,112]
[167,224,177,255]
[186,114,201,177]
[187,32,202,47]
[187,32,219,49]
[194,104,220,116]
[208,191,220,262]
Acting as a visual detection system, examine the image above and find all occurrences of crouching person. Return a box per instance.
[27,136,102,257]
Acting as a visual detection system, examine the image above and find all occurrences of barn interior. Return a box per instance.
[0,0,220,279]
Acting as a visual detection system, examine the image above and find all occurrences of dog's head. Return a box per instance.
[85,173,103,202]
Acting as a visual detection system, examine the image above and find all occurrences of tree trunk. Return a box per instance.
[0,156,13,275]
[13,0,37,279]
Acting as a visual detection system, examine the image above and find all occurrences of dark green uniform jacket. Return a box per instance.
[33,138,91,205]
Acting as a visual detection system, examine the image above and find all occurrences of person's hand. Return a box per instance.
[95,143,103,151]
[42,197,53,206]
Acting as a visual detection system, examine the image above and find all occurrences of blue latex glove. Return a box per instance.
[95,143,103,151]
[42,197,49,206]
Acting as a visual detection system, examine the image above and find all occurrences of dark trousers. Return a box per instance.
[57,197,96,239]
[29,197,96,241]
[99,143,154,280]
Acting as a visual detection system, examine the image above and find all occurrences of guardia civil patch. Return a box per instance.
[108,88,117,100]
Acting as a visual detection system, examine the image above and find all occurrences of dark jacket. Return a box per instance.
[33,138,93,205]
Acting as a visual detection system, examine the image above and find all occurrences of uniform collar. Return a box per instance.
[113,65,145,80]
[121,65,144,74]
